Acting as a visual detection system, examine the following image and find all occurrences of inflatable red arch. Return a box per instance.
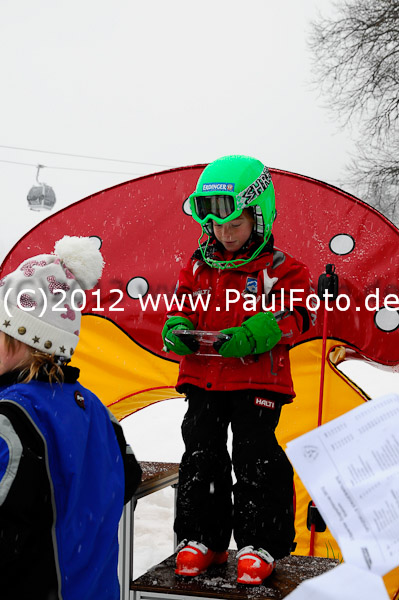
[1,165,398,589]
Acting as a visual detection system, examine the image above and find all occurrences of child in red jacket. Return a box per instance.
[162,155,314,584]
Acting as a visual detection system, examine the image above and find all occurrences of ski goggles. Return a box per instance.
[189,194,243,225]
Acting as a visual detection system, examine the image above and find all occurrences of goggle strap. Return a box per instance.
[236,166,272,210]
[254,205,264,235]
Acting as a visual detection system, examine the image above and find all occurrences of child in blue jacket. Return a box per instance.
[0,236,141,600]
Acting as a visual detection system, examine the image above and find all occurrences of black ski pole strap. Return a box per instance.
[307,501,327,532]
[317,264,339,301]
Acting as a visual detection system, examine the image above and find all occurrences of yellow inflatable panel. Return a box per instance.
[71,315,183,420]
[277,339,367,559]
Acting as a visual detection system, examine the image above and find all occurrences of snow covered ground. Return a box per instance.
[121,361,399,580]
[123,397,186,579]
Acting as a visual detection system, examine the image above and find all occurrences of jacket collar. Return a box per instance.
[0,365,80,389]
[193,234,274,271]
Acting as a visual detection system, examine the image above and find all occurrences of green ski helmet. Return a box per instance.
[189,155,276,269]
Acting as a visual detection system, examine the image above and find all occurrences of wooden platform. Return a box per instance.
[130,551,339,600]
[137,462,180,499]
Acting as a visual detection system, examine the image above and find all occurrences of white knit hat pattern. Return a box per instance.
[0,236,104,359]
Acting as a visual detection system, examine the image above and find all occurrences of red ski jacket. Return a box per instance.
[168,237,315,400]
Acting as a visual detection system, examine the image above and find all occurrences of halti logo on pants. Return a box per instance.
[254,397,275,409]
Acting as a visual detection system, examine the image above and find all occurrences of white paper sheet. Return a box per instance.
[286,393,399,576]
[284,563,390,600]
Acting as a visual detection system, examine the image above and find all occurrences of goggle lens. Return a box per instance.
[193,195,236,221]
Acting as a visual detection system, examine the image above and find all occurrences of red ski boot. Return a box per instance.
[236,546,275,584]
[175,540,228,576]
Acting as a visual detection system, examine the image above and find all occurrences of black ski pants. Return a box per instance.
[174,386,295,559]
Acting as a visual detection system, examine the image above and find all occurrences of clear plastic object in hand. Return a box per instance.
[172,330,231,356]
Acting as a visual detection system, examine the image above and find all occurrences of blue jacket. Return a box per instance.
[0,367,141,600]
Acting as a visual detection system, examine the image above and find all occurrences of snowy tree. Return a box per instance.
[309,0,399,225]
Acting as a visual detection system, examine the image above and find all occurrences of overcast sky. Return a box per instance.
[0,0,357,260]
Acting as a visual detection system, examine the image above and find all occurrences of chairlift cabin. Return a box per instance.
[27,165,56,211]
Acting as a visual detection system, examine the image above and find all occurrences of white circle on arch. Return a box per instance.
[183,198,192,216]
[89,235,102,250]
[126,277,149,299]
[329,234,355,255]
[374,308,399,332]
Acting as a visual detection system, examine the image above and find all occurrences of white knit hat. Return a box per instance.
[0,236,104,360]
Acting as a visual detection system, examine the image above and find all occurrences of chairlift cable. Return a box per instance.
[0,158,144,177]
[0,144,173,169]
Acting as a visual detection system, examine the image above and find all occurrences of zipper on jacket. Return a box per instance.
[269,350,277,376]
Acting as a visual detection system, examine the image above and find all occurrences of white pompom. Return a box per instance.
[54,236,104,290]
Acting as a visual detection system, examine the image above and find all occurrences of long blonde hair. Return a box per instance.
[4,334,64,384]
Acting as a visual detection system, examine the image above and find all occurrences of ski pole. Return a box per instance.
[308,264,338,556]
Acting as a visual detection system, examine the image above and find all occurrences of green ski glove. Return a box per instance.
[162,316,197,355]
[216,312,282,358]
[214,326,253,358]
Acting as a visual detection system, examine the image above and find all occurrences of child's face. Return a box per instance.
[213,210,254,253]
[0,332,30,376]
